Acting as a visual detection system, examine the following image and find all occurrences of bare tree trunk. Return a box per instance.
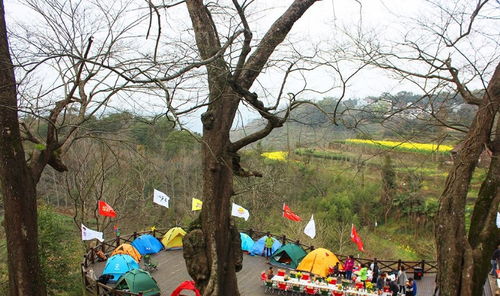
[436,62,500,296]
[182,1,318,295]
[466,117,500,295]
[0,1,46,295]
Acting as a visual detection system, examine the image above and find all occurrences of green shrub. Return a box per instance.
[38,206,83,295]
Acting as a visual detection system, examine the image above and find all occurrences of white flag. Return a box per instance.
[496,212,500,228]
[231,203,250,221]
[304,215,316,239]
[153,189,170,208]
[81,224,104,242]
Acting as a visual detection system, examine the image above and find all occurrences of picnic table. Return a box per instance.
[270,275,384,296]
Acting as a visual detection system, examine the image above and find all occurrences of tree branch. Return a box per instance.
[232,0,252,79]
[446,59,483,105]
[239,0,318,88]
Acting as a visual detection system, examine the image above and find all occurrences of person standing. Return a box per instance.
[344,255,355,280]
[397,266,408,294]
[263,233,274,260]
[370,258,380,283]
[491,244,500,276]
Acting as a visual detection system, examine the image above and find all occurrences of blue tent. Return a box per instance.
[250,236,282,256]
[240,233,254,252]
[131,234,164,255]
[102,254,140,283]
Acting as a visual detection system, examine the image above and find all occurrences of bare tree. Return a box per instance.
[0,1,45,294]
[345,0,500,294]
[176,1,321,294]
[0,0,153,293]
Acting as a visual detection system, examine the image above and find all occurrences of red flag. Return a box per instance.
[350,224,364,252]
[283,203,302,222]
[98,201,116,218]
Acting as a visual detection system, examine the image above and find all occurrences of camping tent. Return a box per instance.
[111,243,142,262]
[131,234,164,255]
[161,227,186,250]
[240,233,254,252]
[170,281,201,296]
[115,269,161,296]
[270,243,307,269]
[250,236,282,256]
[102,254,140,283]
[296,248,341,277]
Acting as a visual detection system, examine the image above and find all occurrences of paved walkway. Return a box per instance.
[92,250,436,295]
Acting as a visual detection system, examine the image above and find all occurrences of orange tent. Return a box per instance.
[296,248,341,277]
[111,243,142,262]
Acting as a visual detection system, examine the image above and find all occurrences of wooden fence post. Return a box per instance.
[133,231,138,239]
[116,235,120,247]
[282,235,286,244]
[421,259,425,273]
[397,259,402,270]
[249,228,253,239]
[95,280,99,296]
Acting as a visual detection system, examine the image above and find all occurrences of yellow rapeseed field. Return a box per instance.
[261,151,288,161]
[345,139,453,153]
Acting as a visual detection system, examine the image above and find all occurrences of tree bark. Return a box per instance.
[183,1,317,295]
[466,114,500,295]
[0,1,46,295]
[436,62,500,296]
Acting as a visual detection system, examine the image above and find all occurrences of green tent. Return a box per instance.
[270,243,307,269]
[115,269,161,296]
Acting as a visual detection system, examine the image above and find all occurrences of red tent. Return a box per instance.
[170,281,201,296]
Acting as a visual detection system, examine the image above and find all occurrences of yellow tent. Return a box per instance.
[111,243,142,262]
[161,227,186,250]
[296,248,341,277]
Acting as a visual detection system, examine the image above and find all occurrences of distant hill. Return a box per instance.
[231,91,476,149]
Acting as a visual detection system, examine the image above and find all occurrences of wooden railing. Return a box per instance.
[242,228,437,274]
[81,227,437,295]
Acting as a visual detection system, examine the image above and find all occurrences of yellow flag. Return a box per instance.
[192,198,203,211]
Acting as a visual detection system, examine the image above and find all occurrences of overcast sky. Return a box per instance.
[5,0,499,132]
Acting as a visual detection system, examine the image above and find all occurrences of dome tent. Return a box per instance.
[270,243,307,269]
[170,281,201,296]
[161,227,186,250]
[111,243,142,262]
[102,254,140,283]
[115,269,160,296]
[131,234,164,255]
[240,232,254,252]
[250,235,282,256]
[296,248,341,277]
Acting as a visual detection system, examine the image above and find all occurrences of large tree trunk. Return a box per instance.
[436,62,500,296]
[0,1,46,295]
[183,1,318,295]
[466,114,500,295]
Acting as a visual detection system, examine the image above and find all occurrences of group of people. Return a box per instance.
[328,257,417,295]
[374,269,417,296]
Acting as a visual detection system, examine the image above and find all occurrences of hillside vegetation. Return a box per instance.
[0,91,481,292]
